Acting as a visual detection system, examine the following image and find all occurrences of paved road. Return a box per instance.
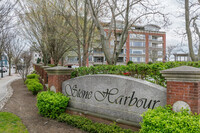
[0,69,21,104]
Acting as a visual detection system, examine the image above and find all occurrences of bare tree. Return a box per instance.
[50,0,97,67]
[18,50,32,82]
[184,0,200,61]
[12,38,26,74]
[3,31,16,76]
[149,48,159,63]
[87,0,169,65]
[18,0,74,66]
[0,0,16,61]
[166,45,177,61]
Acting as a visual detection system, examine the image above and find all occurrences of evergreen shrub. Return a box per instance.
[140,106,200,133]
[37,91,70,119]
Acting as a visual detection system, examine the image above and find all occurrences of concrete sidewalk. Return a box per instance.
[0,74,21,110]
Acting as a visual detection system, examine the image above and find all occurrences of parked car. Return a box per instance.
[0,66,7,73]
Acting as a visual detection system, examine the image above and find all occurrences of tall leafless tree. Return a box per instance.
[184,0,200,61]
[18,0,74,66]
[0,0,17,61]
[3,31,16,76]
[18,50,32,82]
[51,0,97,66]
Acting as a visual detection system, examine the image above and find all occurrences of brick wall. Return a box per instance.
[167,81,200,113]
[48,75,71,92]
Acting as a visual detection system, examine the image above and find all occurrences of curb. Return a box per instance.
[0,76,21,111]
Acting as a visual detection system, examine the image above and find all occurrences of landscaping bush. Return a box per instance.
[27,74,40,79]
[140,106,200,133]
[127,61,134,65]
[37,91,70,119]
[27,81,43,95]
[25,78,39,85]
[58,113,133,133]
[71,61,200,87]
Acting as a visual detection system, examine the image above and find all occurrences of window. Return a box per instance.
[152,36,158,40]
[158,51,162,56]
[117,57,124,62]
[130,34,145,39]
[132,50,143,54]
[129,49,144,54]
[35,54,37,57]
[68,57,78,62]
[94,57,104,62]
[149,42,152,47]
[93,48,103,53]
[129,57,145,62]
[88,56,93,61]
[130,41,134,46]
[130,34,134,39]
[130,41,145,47]
[110,40,114,46]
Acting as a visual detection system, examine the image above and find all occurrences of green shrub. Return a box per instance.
[140,106,200,133]
[27,81,43,95]
[37,91,70,119]
[25,78,39,85]
[58,113,133,133]
[27,74,40,79]
[127,61,134,65]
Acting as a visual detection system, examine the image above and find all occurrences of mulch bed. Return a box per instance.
[1,79,84,133]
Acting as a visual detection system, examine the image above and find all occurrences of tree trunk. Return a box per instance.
[185,0,196,61]
[15,60,18,74]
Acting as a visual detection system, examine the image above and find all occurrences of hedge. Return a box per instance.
[71,61,200,87]
[58,113,133,133]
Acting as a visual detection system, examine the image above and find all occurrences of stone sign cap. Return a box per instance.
[45,66,74,75]
[161,66,200,81]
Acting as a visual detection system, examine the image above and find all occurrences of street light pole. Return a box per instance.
[1,55,3,78]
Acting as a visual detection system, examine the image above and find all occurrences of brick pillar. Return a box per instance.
[161,66,200,113]
[42,66,50,84]
[45,66,74,93]
[38,63,44,79]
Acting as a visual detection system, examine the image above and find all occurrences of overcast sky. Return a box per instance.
[161,0,186,47]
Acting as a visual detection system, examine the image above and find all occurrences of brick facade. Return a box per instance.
[167,81,200,113]
[48,75,71,92]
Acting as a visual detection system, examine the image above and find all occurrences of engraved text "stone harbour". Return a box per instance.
[64,84,160,109]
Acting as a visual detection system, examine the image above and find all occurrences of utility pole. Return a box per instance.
[1,55,3,78]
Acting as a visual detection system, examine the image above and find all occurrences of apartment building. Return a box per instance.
[66,22,166,67]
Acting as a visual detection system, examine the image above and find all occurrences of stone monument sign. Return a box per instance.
[62,74,166,124]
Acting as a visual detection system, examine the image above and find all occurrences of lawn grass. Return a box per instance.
[0,112,28,133]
